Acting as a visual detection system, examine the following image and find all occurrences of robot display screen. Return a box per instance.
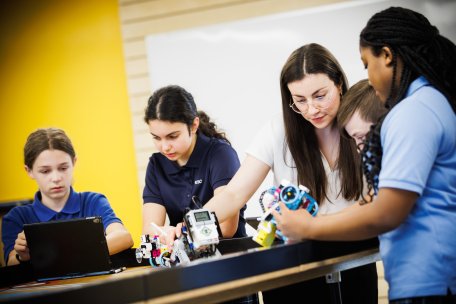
[194,211,210,222]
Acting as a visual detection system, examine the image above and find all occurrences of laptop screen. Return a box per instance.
[23,216,113,281]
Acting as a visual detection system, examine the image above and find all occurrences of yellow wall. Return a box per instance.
[0,0,141,246]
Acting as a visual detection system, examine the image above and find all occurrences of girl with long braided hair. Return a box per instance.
[273,7,456,303]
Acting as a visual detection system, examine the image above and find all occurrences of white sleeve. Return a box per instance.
[245,115,282,167]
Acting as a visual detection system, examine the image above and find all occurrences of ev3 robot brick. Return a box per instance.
[136,208,222,268]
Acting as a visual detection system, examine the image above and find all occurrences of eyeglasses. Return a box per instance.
[289,86,337,114]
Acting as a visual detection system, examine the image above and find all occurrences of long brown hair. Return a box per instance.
[280,43,362,203]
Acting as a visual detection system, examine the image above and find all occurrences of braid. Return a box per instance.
[386,47,398,108]
[360,115,385,203]
[144,85,231,145]
[359,7,456,196]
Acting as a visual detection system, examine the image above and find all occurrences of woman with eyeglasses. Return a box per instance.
[200,43,378,303]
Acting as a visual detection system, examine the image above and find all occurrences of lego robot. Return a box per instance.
[252,179,319,247]
[135,234,173,267]
[135,208,222,268]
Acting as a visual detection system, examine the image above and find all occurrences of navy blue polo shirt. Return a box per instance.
[143,132,246,237]
[2,187,121,263]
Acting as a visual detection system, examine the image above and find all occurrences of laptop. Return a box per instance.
[24,216,120,281]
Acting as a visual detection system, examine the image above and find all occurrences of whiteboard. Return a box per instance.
[146,0,456,217]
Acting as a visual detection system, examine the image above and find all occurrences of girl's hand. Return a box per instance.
[151,224,182,250]
[271,202,313,242]
[14,231,30,262]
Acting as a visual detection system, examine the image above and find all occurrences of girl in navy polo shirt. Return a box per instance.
[2,128,133,266]
[142,85,255,304]
[142,85,247,239]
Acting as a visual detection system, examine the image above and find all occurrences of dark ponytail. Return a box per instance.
[145,85,230,144]
[197,110,230,144]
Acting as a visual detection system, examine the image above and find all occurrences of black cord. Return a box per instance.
[191,195,203,209]
[258,190,267,213]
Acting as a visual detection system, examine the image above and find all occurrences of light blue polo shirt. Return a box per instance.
[2,187,121,263]
[378,77,456,300]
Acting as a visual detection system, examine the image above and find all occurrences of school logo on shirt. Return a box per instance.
[194,179,203,185]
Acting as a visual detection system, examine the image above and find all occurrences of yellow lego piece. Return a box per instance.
[253,220,277,248]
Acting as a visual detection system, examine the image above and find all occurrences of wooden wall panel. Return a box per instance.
[127,77,150,95]
[125,58,148,77]
[121,0,342,41]
[129,94,149,114]
[123,40,147,59]
[119,0,249,23]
